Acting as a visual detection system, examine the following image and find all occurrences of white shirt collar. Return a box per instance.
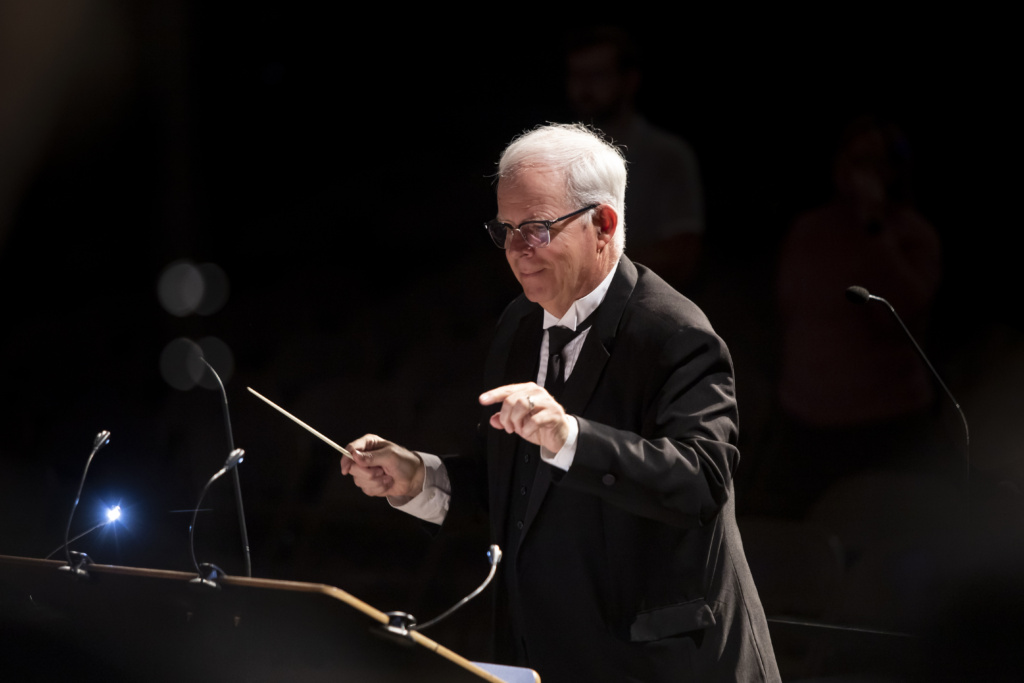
[542,261,619,331]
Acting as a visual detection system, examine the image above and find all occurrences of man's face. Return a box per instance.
[835,129,892,209]
[566,44,632,123]
[497,167,604,318]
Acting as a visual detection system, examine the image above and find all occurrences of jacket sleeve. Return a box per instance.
[554,323,740,529]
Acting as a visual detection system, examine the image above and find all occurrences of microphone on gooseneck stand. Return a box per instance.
[382,544,504,639]
[59,430,111,577]
[408,544,504,632]
[845,285,971,495]
[189,448,245,588]
[198,354,252,578]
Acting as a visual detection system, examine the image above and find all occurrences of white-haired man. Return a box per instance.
[342,124,779,682]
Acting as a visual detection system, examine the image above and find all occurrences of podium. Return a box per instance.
[0,554,539,682]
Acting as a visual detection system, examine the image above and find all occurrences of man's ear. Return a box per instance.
[593,204,618,250]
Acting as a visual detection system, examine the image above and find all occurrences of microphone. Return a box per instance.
[405,544,504,632]
[198,353,252,577]
[59,430,111,577]
[844,285,872,305]
[189,448,245,588]
[845,285,970,491]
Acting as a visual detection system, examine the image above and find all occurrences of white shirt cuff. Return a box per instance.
[540,416,578,471]
[387,452,450,525]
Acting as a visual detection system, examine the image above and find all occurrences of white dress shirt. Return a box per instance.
[391,265,619,524]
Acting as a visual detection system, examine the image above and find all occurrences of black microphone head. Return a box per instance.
[93,430,111,449]
[845,286,871,304]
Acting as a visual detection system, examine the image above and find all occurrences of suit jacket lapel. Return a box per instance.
[559,256,637,418]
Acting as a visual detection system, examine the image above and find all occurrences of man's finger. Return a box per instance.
[479,383,537,405]
[341,449,377,474]
[349,465,392,496]
[345,433,387,454]
[500,389,531,433]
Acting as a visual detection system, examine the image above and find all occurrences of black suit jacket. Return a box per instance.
[448,257,779,683]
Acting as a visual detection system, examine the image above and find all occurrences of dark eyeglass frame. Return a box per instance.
[484,204,599,249]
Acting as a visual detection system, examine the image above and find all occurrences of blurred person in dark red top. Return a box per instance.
[770,117,942,516]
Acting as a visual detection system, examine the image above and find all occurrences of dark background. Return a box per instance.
[0,3,1019,679]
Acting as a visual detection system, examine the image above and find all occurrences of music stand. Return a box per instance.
[0,554,539,682]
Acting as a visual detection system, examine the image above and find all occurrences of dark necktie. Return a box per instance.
[544,326,577,401]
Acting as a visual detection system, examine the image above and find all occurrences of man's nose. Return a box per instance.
[508,228,533,252]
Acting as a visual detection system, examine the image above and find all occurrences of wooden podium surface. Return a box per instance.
[0,554,537,683]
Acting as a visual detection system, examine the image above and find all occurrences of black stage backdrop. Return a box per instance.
[0,6,1019,680]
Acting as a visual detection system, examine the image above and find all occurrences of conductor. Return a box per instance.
[342,123,779,683]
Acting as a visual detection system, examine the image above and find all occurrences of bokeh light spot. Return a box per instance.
[195,263,230,315]
[157,260,204,316]
[159,337,235,391]
[160,337,203,390]
[196,336,235,389]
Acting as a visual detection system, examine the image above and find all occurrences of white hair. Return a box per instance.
[498,123,627,254]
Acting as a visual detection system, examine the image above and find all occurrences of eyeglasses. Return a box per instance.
[484,204,598,249]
